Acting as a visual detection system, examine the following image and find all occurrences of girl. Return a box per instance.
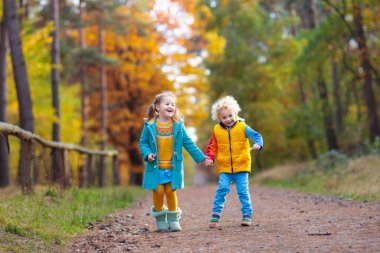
[139,91,212,232]
[206,96,263,228]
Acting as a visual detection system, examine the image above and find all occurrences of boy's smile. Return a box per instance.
[218,108,237,127]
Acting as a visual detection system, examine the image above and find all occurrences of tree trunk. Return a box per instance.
[350,78,362,121]
[51,0,62,182]
[18,0,30,21]
[332,59,343,132]
[5,0,35,184]
[79,0,88,146]
[298,76,317,158]
[317,70,339,150]
[98,20,107,187]
[0,10,10,187]
[352,2,379,141]
[296,0,316,29]
[297,0,339,151]
[19,139,34,193]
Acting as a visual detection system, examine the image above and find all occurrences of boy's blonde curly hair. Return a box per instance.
[211,96,241,121]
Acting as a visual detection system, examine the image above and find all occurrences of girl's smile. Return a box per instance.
[156,96,176,121]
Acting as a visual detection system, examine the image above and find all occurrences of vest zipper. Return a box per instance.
[228,129,234,173]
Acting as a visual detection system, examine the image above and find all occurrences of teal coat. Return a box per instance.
[138,119,206,190]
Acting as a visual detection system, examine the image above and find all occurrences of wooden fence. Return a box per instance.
[0,122,119,193]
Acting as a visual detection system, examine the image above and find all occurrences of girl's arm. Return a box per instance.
[245,125,263,150]
[206,131,218,161]
[182,124,206,164]
[138,124,154,161]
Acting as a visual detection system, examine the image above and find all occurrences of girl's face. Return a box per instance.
[156,95,176,121]
[218,108,236,127]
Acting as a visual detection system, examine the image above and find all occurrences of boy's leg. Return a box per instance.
[235,172,252,226]
[210,173,232,228]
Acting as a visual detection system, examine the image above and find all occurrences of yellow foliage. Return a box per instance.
[206,32,226,59]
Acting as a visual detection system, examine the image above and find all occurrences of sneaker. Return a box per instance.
[209,217,219,228]
[241,216,251,226]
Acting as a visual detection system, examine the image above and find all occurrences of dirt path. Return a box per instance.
[68,185,380,252]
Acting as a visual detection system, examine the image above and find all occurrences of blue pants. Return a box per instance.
[212,172,252,217]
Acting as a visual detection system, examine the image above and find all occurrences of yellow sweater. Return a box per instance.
[156,120,173,169]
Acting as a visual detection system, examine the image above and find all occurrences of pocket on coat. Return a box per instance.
[146,162,156,172]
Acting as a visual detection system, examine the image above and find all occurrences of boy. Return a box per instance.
[206,96,263,228]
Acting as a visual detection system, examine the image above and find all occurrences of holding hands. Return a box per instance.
[202,157,214,167]
[148,153,214,167]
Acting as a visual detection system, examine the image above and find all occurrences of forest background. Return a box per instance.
[1,0,380,188]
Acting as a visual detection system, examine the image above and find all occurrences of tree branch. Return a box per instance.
[322,0,355,37]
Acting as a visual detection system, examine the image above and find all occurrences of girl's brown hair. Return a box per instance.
[146,91,182,121]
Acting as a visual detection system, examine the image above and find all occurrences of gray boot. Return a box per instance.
[167,208,182,232]
[151,206,169,232]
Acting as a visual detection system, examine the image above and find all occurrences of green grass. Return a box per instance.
[0,186,147,252]
[253,155,380,201]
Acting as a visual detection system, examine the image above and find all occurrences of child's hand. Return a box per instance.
[147,153,156,162]
[251,144,261,151]
[202,157,214,167]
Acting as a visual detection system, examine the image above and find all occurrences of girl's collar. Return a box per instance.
[146,118,181,125]
[156,117,172,124]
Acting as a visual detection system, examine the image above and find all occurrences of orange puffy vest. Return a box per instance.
[213,121,252,173]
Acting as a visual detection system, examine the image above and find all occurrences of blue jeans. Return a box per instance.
[212,172,252,217]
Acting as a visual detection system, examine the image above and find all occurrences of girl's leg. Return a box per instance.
[164,183,182,231]
[164,183,178,211]
[153,184,165,211]
[152,184,169,231]
[235,172,252,219]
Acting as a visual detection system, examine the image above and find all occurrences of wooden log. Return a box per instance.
[0,122,119,190]
[0,122,117,156]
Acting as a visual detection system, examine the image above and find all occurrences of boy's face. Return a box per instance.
[218,108,236,127]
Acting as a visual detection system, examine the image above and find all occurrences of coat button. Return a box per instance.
[154,165,157,168]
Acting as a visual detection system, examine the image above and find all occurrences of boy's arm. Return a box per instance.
[206,131,218,161]
[245,125,263,150]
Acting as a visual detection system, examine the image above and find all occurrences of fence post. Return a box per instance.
[58,149,70,189]
[112,154,120,185]
[86,154,94,187]
[78,163,85,188]
[78,153,87,188]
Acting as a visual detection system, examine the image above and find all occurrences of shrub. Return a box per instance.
[316,150,348,171]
